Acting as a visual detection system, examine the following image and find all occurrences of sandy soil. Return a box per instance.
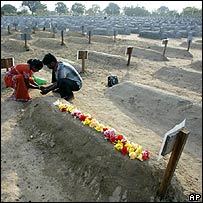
[1,28,202,202]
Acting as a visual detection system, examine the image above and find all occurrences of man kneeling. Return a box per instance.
[41,53,83,101]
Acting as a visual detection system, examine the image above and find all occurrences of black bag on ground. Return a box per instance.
[108,75,118,87]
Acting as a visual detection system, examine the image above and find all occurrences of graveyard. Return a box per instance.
[1,15,202,202]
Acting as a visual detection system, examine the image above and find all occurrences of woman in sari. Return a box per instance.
[4,59,44,102]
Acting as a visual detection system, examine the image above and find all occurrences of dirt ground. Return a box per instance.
[1,28,202,202]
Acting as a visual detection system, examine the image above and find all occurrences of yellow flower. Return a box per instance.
[135,145,143,156]
[94,122,100,130]
[89,119,99,128]
[129,152,137,160]
[114,140,123,151]
[137,153,143,161]
[84,113,91,118]
[95,124,104,132]
[83,117,92,125]
[67,105,74,112]
[125,142,133,150]
[131,142,139,150]
[58,104,69,111]
[58,103,66,109]
[128,147,135,153]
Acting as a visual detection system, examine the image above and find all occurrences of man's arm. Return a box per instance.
[40,82,58,95]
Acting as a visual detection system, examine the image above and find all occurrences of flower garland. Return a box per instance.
[53,100,150,161]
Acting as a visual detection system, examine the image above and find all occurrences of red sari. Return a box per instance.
[4,64,35,101]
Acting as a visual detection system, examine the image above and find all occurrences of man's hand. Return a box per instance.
[40,86,50,95]
[39,83,58,95]
[39,86,46,91]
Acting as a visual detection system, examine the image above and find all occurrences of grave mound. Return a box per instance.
[31,38,66,49]
[153,66,202,93]
[19,96,187,202]
[1,38,32,52]
[179,41,202,50]
[88,51,127,67]
[105,81,202,159]
[185,60,202,72]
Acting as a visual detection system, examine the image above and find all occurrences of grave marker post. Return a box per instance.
[21,29,31,51]
[162,38,168,57]
[187,35,193,51]
[25,34,28,48]
[113,30,117,42]
[88,31,91,44]
[1,58,14,72]
[187,40,191,51]
[77,50,88,73]
[61,30,65,45]
[81,25,85,36]
[8,25,11,34]
[157,123,189,200]
[126,46,133,66]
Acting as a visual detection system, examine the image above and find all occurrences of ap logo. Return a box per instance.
[189,194,201,201]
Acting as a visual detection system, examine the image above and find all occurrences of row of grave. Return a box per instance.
[1,15,202,39]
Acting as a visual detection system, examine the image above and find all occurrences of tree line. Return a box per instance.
[1,1,202,18]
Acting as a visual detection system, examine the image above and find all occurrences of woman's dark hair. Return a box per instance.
[42,53,57,65]
[27,59,43,70]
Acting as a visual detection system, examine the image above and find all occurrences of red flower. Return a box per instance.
[116,135,124,140]
[105,132,111,139]
[109,136,116,143]
[142,153,148,160]
[72,112,81,117]
[121,146,128,155]
[142,150,150,160]
[103,128,108,132]
[79,114,87,121]
[61,107,66,112]
[121,139,127,145]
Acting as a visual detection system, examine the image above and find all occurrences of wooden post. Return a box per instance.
[78,50,88,73]
[126,46,133,66]
[24,34,27,48]
[81,56,85,73]
[162,39,168,57]
[5,59,9,72]
[14,25,17,31]
[157,128,189,199]
[88,31,91,44]
[61,30,65,45]
[187,40,191,51]
[24,34,30,51]
[81,25,85,36]
[113,30,117,42]
[8,25,11,35]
